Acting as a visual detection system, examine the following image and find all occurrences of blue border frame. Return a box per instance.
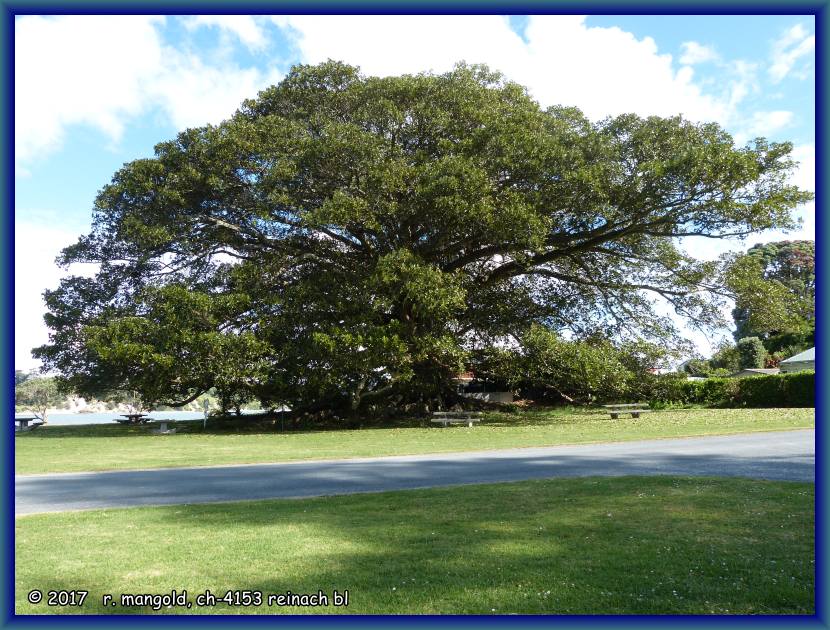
[814,1,826,627]
[2,0,12,627]
[2,2,826,628]
[1,2,828,12]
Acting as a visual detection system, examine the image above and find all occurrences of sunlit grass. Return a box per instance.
[15,476,814,615]
[15,407,814,474]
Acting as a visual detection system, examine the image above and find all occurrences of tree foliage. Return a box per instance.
[34,61,812,413]
[736,336,767,370]
[474,325,666,403]
[726,240,815,341]
[680,358,731,378]
[15,377,63,422]
[708,341,742,373]
[15,370,31,386]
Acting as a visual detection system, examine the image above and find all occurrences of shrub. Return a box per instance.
[777,370,815,407]
[698,378,740,405]
[736,336,767,369]
[735,375,783,407]
[646,371,813,408]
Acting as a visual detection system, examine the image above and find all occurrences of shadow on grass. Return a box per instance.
[13,406,605,440]
[16,476,814,615]
[13,419,431,440]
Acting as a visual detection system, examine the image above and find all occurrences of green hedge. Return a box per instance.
[646,371,814,408]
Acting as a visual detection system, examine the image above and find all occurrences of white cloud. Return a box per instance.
[789,143,815,192]
[769,23,815,83]
[275,15,527,78]
[725,60,759,112]
[679,41,718,65]
[15,16,165,165]
[14,221,95,371]
[791,201,815,239]
[16,14,779,170]
[741,110,794,139]
[15,15,283,170]
[273,15,736,125]
[184,15,268,51]
[152,54,281,130]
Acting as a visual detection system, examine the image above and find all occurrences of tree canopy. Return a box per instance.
[725,239,815,342]
[35,61,813,413]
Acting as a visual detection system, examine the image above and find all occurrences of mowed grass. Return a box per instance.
[15,476,813,615]
[15,407,813,474]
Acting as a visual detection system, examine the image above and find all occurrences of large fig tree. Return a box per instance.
[35,61,812,412]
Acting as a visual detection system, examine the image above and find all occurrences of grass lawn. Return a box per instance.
[15,407,813,475]
[15,476,814,615]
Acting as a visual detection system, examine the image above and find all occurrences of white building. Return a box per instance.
[779,347,815,373]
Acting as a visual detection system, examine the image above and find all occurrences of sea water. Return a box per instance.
[41,410,265,426]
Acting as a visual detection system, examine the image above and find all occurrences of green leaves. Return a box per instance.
[15,377,63,419]
[725,240,815,341]
[35,61,813,414]
[473,325,664,404]
[374,249,466,321]
[736,336,767,369]
[520,326,634,402]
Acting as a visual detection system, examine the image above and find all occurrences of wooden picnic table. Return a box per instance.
[431,411,483,428]
[119,413,149,424]
[602,403,652,419]
[14,414,43,432]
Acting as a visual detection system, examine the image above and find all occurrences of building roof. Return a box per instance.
[730,368,780,377]
[780,347,815,364]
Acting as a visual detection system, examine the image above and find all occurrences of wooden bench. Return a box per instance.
[603,403,652,419]
[431,411,483,427]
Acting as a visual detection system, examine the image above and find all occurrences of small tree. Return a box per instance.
[15,377,64,423]
[710,342,742,373]
[736,336,767,369]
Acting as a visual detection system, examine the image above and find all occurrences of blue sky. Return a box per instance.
[14,14,816,370]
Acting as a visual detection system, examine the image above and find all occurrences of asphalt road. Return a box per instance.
[15,429,814,515]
